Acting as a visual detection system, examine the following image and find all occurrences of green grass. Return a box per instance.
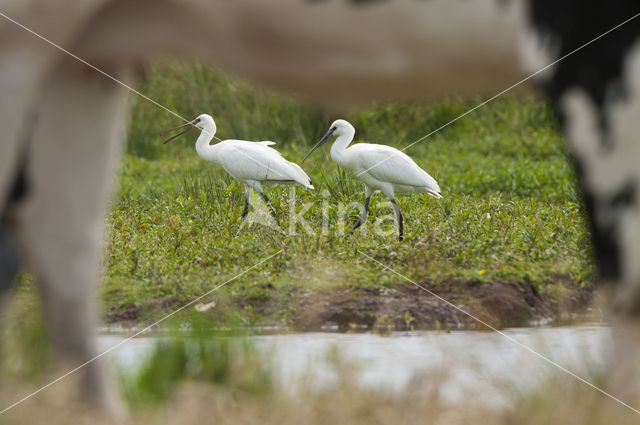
[101,63,594,324]
[119,316,272,407]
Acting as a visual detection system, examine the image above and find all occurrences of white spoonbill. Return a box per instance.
[303,119,441,241]
[161,114,313,219]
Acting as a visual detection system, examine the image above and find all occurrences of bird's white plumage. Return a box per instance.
[321,120,441,200]
[163,114,313,215]
[343,143,441,198]
[305,118,441,241]
[214,139,313,189]
[182,114,312,192]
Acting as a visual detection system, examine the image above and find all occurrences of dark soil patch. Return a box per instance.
[246,280,596,331]
[103,279,598,331]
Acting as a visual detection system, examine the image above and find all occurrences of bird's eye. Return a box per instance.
[331,126,337,131]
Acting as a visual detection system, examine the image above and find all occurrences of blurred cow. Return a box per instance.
[1,0,639,414]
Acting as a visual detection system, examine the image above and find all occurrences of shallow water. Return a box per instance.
[98,324,611,410]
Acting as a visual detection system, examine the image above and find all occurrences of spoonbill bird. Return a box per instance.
[303,119,441,241]
[162,114,313,220]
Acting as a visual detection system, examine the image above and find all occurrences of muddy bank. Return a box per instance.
[245,280,596,331]
[104,279,598,331]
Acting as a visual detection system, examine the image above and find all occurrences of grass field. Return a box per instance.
[94,62,596,328]
[0,62,614,425]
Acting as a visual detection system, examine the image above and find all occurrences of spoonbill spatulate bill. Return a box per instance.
[161,114,313,220]
[303,119,441,241]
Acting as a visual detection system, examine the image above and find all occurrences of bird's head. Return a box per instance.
[330,119,355,136]
[193,114,215,130]
[160,114,216,144]
[302,119,354,163]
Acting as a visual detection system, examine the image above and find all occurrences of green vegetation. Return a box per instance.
[119,316,272,407]
[0,61,609,418]
[101,63,594,327]
[0,276,50,380]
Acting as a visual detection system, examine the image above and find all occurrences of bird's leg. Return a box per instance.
[240,189,250,221]
[240,197,249,221]
[259,191,278,219]
[391,199,403,241]
[353,195,371,230]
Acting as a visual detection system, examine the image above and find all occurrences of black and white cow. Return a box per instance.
[1,0,639,412]
[529,1,640,311]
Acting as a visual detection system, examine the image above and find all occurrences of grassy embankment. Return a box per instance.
[101,63,595,330]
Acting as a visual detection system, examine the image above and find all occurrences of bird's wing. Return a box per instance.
[219,141,313,188]
[352,144,441,193]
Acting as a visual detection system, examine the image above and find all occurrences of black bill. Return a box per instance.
[160,120,197,144]
[302,127,336,163]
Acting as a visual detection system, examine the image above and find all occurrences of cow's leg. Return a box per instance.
[0,0,111,323]
[523,1,640,403]
[0,1,109,212]
[15,55,132,413]
[0,51,47,213]
[558,41,640,403]
[560,88,640,301]
[0,48,53,295]
[0,217,20,294]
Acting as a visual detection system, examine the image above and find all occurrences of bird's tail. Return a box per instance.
[289,161,314,189]
[426,190,442,199]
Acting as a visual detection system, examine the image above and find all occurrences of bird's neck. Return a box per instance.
[195,125,220,162]
[330,129,355,163]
